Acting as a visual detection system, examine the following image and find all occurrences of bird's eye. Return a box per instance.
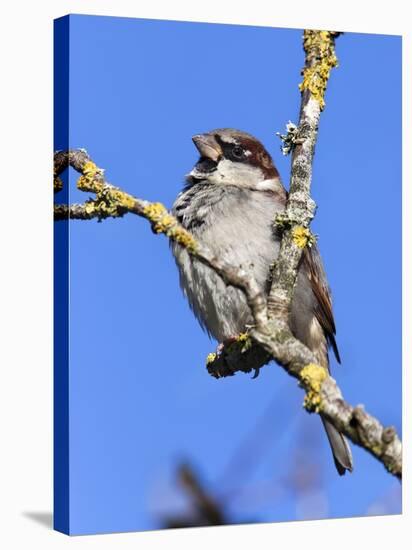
[232,145,243,159]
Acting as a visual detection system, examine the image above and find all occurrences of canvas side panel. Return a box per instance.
[53,15,70,536]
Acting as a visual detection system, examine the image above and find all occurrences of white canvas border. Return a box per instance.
[0,0,409,548]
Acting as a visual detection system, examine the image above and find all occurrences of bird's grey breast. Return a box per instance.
[171,183,284,341]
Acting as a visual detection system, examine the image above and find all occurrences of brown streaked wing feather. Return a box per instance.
[303,244,341,364]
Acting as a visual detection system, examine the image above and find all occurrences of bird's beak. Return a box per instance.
[192,134,222,162]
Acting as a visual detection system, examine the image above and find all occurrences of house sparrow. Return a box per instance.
[171,128,353,476]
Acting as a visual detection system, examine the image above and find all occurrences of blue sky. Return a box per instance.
[55,15,401,535]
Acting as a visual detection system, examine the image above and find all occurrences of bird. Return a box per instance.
[171,128,353,476]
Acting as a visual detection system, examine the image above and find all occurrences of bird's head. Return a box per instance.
[187,128,283,193]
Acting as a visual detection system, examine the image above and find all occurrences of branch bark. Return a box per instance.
[54,31,402,480]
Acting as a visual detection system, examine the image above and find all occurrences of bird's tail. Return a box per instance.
[321,417,353,475]
[302,317,353,475]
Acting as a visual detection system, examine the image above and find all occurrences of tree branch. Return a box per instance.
[54,149,268,330]
[54,30,402,479]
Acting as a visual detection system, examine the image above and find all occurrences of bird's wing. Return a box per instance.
[302,244,341,364]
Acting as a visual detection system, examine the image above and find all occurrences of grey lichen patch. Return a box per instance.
[274,212,293,230]
[291,159,311,182]
[276,121,301,155]
[382,426,396,445]
[286,192,317,227]
[273,327,293,345]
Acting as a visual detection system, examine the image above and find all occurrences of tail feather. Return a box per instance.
[321,417,353,475]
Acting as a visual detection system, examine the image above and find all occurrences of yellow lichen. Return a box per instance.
[84,202,96,215]
[77,174,100,192]
[237,333,252,352]
[292,226,311,248]
[82,161,98,175]
[371,444,383,455]
[77,175,88,190]
[300,363,327,412]
[168,227,198,252]
[153,213,176,233]
[206,352,217,365]
[143,202,168,223]
[77,161,102,192]
[143,203,198,251]
[109,189,136,210]
[299,30,338,110]
[223,332,253,354]
[143,203,173,232]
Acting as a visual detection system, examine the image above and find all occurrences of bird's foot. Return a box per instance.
[216,335,238,355]
[251,367,261,379]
